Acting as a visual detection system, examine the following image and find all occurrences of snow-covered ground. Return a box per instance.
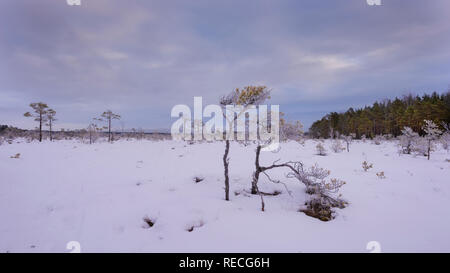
[0,139,449,252]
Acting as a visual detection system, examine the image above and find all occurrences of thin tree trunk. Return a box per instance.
[259,190,265,212]
[39,113,42,142]
[427,140,431,160]
[251,145,262,194]
[108,118,112,142]
[49,120,53,141]
[223,140,230,201]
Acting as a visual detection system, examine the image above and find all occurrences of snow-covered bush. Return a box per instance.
[441,132,450,151]
[412,137,429,157]
[286,163,347,221]
[399,127,419,154]
[330,139,344,153]
[361,134,367,142]
[440,123,450,151]
[373,135,384,145]
[316,142,327,156]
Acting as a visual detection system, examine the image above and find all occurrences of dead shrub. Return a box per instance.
[142,216,156,228]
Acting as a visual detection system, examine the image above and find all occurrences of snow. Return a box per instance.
[0,139,449,252]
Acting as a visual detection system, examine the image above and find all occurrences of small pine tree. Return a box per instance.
[399,127,418,154]
[440,123,450,151]
[422,120,442,160]
[24,102,49,142]
[99,110,121,142]
[45,109,57,141]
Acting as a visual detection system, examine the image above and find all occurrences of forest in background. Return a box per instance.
[309,91,450,138]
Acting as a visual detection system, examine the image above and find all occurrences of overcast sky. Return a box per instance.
[1,0,450,131]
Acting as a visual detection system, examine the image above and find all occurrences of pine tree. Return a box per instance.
[99,110,121,142]
[24,102,50,142]
[399,127,418,154]
[46,109,57,141]
[422,120,442,160]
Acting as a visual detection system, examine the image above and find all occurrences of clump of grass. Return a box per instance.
[193,176,204,183]
[376,171,386,179]
[10,153,20,159]
[362,161,373,172]
[142,216,156,228]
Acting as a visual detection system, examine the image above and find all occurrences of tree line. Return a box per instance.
[21,102,122,143]
[309,91,450,138]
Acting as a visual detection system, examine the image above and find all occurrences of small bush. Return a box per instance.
[315,143,327,156]
[362,161,373,172]
[373,135,384,145]
[301,195,347,222]
[376,171,386,179]
[10,153,20,159]
[330,139,344,153]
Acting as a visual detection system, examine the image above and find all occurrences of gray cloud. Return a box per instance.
[1,0,450,130]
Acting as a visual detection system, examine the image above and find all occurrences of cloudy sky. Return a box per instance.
[1,0,450,131]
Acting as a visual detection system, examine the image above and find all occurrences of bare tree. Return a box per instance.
[99,110,121,142]
[24,102,49,142]
[341,133,355,152]
[220,86,271,201]
[45,109,57,141]
[87,121,103,144]
[280,118,304,142]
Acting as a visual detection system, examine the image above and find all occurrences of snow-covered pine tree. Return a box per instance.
[440,122,450,151]
[422,120,442,160]
[399,127,418,154]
